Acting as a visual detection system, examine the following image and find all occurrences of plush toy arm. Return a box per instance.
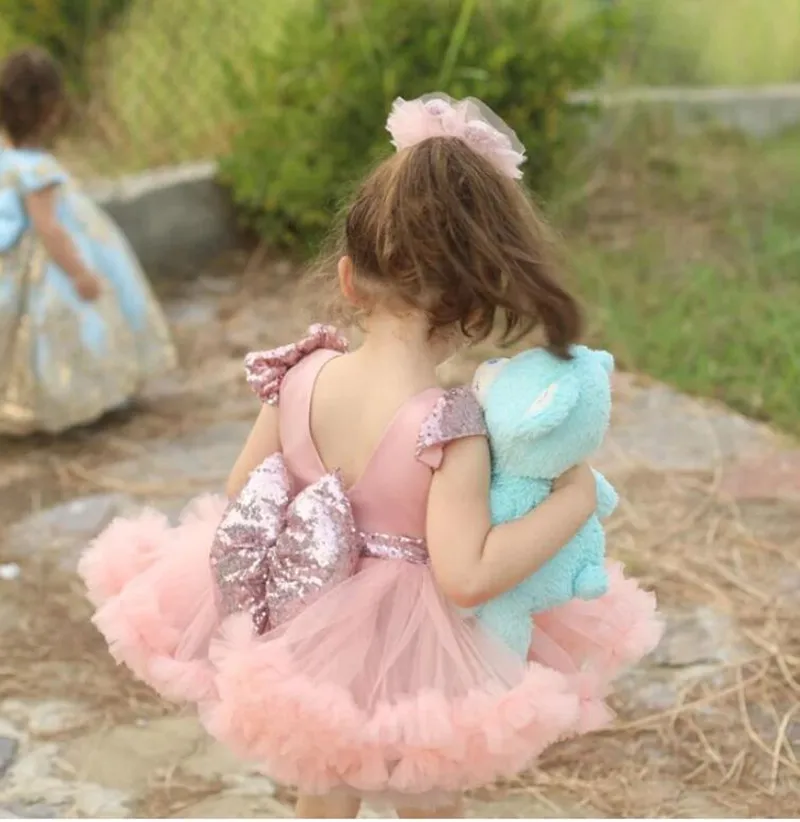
[593,469,618,519]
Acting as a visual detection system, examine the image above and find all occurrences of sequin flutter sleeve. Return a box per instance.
[415,386,487,469]
[244,324,349,405]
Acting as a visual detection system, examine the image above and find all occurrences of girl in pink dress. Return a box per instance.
[79,94,662,818]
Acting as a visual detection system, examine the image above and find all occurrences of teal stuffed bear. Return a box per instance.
[472,345,618,658]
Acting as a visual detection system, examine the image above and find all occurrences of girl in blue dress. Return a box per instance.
[0,47,176,436]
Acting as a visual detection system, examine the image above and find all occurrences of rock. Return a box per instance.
[26,702,93,738]
[3,804,57,819]
[10,495,132,539]
[0,599,18,630]
[651,606,742,668]
[62,717,207,793]
[721,450,800,502]
[0,736,128,818]
[196,275,239,297]
[143,360,246,404]
[0,706,27,728]
[225,774,279,798]
[69,784,130,818]
[181,741,273,790]
[466,790,598,818]
[5,495,135,570]
[0,739,17,780]
[596,379,780,473]
[360,791,600,819]
[166,297,219,330]
[99,421,250,501]
[357,803,393,818]
[0,723,19,741]
[272,260,293,279]
[179,791,291,818]
[0,744,70,808]
[778,571,800,597]
[619,606,747,713]
[438,361,781,475]
[0,743,58,787]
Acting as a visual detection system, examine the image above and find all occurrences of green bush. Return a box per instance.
[220,0,624,251]
[0,17,21,59]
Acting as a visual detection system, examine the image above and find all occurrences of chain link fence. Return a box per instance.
[3,0,799,180]
[2,0,288,178]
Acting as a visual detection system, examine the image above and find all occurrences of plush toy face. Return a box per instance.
[472,346,614,479]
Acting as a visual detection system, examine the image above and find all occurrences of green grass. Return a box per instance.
[556,123,800,436]
[563,0,800,86]
[622,0,800,86]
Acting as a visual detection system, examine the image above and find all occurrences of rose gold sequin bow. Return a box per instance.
[209,454,426,634]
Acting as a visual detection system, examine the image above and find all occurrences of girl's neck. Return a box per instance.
[1,134,44,151]
[356,309,444,384]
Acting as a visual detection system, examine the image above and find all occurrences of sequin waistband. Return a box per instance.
[360,532,429,565]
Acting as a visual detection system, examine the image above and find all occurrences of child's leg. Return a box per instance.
[295,793,361,818]
[396,797,464,818]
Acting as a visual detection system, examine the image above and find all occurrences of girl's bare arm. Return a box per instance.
[226,405,280,497]
[426,436,596,607]
[26,186,100,300]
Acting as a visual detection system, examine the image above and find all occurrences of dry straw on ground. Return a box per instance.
[1,272,798,818]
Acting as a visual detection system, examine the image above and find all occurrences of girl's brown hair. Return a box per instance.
[311,135,582,357]
[0,47,64,146]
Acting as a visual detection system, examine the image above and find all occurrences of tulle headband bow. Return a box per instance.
[385,92,526,180]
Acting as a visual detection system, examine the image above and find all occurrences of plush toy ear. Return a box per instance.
[518,373,580,439]
[594,350,614,374]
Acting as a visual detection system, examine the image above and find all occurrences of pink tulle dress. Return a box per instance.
[79,325,662,808]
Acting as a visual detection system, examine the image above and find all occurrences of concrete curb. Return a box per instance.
[570,83,800,139]
[87,161,241,278]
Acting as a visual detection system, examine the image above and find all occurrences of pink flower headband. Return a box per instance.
[385,92,526,180]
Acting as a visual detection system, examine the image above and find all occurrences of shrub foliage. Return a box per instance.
[220,0,624,251]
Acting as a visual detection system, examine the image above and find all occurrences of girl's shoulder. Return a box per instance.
[242,324,487,465]
[0,147,68,193]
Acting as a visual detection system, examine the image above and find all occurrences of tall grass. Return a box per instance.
[562,0,800,86]
[559,124,800,435]
[622,0,800,86]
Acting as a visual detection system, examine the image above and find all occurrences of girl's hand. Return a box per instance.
[73,271,102,301]
[25,186,102,302]
[554,462,596,504]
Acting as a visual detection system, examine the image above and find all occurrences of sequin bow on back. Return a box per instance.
[209,453,428,634]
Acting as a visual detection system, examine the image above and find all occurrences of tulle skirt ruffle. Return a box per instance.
[79,496,662,802]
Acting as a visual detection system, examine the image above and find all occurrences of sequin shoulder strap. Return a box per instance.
[415,386,487,469]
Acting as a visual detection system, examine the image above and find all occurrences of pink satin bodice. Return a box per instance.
[212,326,487,633]
[280,349,448,539]
[246,326,486,541]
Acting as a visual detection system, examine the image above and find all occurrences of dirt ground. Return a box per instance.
[1,256,798,818]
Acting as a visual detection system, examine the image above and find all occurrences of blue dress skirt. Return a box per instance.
[0,147,176,435]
